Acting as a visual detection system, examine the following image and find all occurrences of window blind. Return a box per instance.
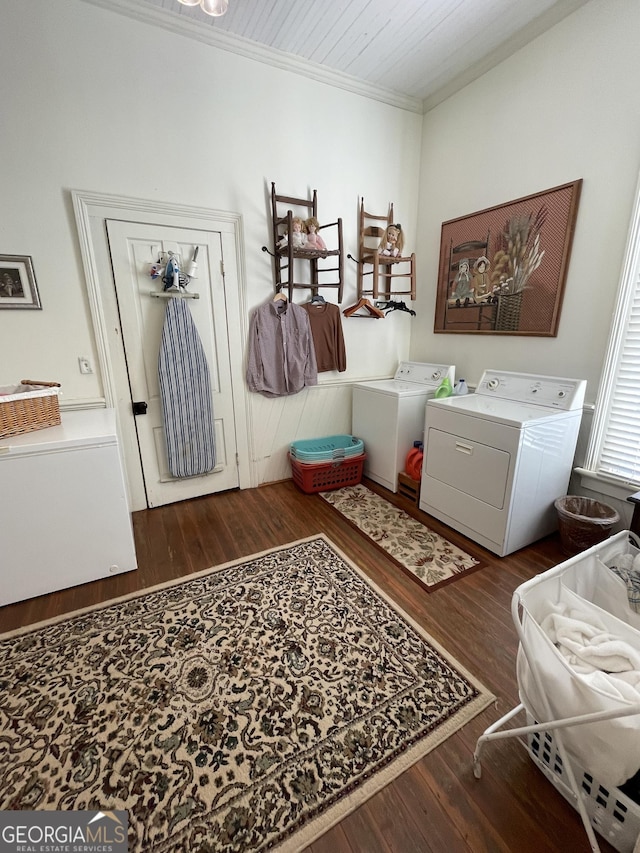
[585,170,640,487]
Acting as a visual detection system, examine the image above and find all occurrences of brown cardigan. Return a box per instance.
[301,301,347,373]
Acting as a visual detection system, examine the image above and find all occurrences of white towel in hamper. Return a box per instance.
[541,603,640,676]
[517,582,640,788]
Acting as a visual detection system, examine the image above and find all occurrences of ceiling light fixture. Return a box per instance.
[176,0,229,17]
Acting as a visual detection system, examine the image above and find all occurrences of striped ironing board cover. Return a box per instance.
[158,298,216,478]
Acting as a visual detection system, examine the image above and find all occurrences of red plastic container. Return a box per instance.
[289,453,366,494]
[405,447,423,481]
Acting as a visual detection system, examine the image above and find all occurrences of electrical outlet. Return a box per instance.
[78,357,93,375]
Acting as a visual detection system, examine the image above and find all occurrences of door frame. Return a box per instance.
[71,189,253,510]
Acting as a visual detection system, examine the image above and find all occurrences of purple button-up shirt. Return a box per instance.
[246,300,318,397]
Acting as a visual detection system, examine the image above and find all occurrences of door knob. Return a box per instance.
[132,401,148,416]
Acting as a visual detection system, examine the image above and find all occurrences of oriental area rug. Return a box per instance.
[0,536,493,853]
[320,483,484,592]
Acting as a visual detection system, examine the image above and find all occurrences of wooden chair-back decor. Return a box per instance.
[268,183,344,303]
[356,198,416,301]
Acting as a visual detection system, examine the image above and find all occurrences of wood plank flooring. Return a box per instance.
[1,478,622,853]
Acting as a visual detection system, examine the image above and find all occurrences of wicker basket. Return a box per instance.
[0,380,61,439]
[554,495,620,556]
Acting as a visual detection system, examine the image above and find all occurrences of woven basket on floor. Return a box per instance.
[0,380,61,438]
[554,495,619,556]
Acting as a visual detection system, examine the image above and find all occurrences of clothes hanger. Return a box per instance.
[342,297,385,318]
[310,294,326,304]
[273,291,288,302]
[379,299,416,316]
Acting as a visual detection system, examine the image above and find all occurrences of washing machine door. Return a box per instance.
[425,428,510,508]
[424,398,521,506]
[421,406,523,552]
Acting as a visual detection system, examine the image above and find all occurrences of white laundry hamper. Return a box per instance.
[473,530,640,853]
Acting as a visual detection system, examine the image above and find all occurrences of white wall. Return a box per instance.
[4,0,640,500]
[0,0,422,487]
[412,0,640,405]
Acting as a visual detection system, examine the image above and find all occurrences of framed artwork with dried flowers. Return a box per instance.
[433,180,582,336]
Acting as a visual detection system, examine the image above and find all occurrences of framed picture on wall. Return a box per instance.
[433,180,582,336]
[0,255,41,310]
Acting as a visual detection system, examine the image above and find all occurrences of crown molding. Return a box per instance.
[80,0,423,114]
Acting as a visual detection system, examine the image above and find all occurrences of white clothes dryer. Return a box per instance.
[419,369,586,556]
[352,361,455,493]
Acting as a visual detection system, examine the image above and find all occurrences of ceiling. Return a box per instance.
[84,0,591,112]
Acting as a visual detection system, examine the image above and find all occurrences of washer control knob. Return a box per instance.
[558,390,566,398]
[431,370,442,380]
[487,378,499,390]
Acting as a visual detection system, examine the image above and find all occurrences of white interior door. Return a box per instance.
[107,220,239,507]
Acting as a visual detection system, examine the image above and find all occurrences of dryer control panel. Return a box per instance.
[394,361,455,387]
[476,370,586,410]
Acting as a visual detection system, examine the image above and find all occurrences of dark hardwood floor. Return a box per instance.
[2,478,620,853]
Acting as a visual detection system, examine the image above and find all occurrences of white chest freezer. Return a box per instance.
[0,409,137,606]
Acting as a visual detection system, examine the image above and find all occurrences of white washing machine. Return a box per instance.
[352,361,455,493]
[419,369,586,557]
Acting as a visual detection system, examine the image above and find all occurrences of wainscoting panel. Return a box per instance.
[250,383,353,485]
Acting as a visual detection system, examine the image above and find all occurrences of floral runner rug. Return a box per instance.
[320,483,484,592]
[0,535,493,853]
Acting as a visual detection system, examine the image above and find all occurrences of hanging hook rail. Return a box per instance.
[150,290,200,300]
